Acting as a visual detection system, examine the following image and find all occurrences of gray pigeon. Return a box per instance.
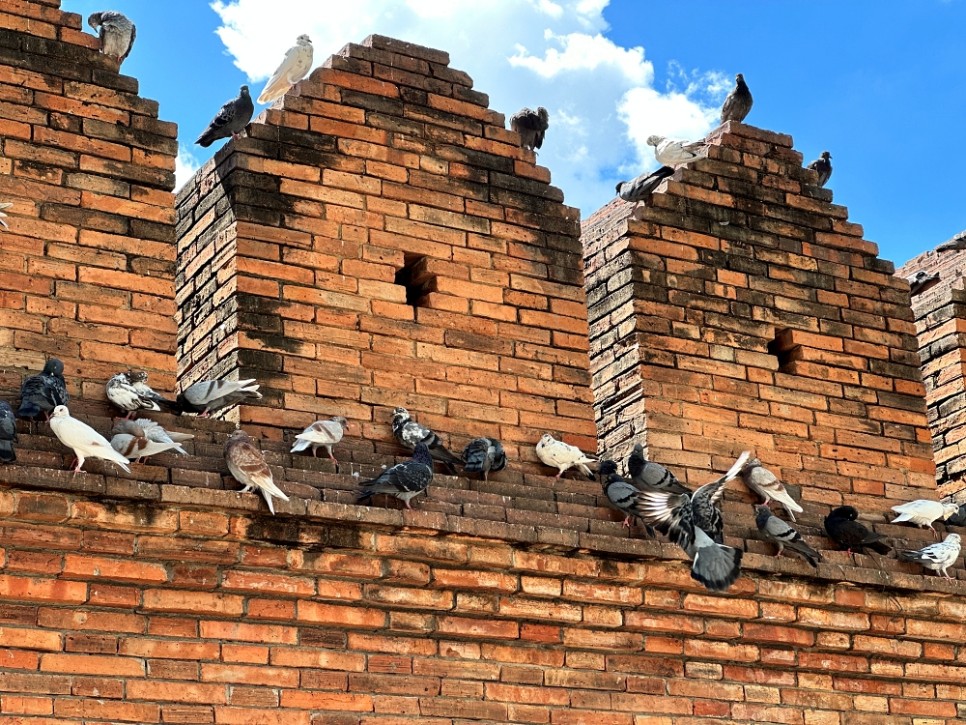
[175,378,261,417]
[196,86,254,148]
[615,166,674,203]
[627,443,690,495]
[88,11,136,64]
[721,73,753,124]
[510,107,549,152]
[754,505,822,567]
[461,437,506,481]
[390,407,461,473]
[290,417,347,462]
[357,442,434,509]
[0,400,16,463]
[16,358,68,421]
[907,270,940,296]
[598,459,653,536]
[807,151,832,187]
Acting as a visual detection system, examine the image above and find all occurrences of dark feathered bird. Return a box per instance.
[807,151,832,187]
[510,107,549,152]
[721,73,753,124]
[755,505,822,567]
[196,86,254,148]
[615,166,674,204]
[627,443,691,495]
[461,437,506,481]
[391,407,461,473]
[823,505,891,554]
[0,400,17,463]
[358,442,434,509]
[937,231,966,253]
[17,358,68,421]
[599,459,653,535]
[907,270,940,296]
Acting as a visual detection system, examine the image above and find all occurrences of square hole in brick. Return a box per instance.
[394,254,433,308]
[767,328,795,372]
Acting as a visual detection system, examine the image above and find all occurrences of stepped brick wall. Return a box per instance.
[0,0,178,406]
[175,35,597,471]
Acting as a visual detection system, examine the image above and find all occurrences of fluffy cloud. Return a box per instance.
[174,145,201,192]
[210,0,725,217]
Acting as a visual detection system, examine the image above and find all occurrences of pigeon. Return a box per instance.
[16,358,69,421]
[290,416,347,462]
[615,166,674,204]
[535,433,596,479]
[390,407,461,473]
[598,459,653,534]
[195,86,255,148]
[510,107,549,152]
[823,505,891,554]
[907,270,940,296]
[738,458,804,522]
[806,151,832,187]
[461,437,506,481]
[637,451,751,591]
[112,418,191,455]
[945,502,966,527]
[898,533,962,578]
[87,11,136,64]
[257,35,314,104]
[105,371,176,418]
[721,73,753,124]
[627,443,691,495]
[646,136,706,166]
[0,201,11,229]
[110,433,182,462]
[937,231,966,253]
[0,400,16,463]
[754,505,822,567]
[49,405,130,474]
[175,378,261,417]
[357,442,434,509]
[224,429,289,515]
[891,499,960,537]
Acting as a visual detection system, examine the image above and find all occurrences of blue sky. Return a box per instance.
[64,0,965,268]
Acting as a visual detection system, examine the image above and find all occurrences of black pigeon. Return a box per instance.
[615,166,674,203]
[807,151,832,187]
[943,502,966,527]
[0,400,17,463]
[721,73,753,124]
[627,443,691,495]
[823,505,891,554]
[461,437,506,481]
[16,358,68,420]
[510,107,549,152]
[391,407,461,473]
[907,270,940,296]
[357,442,434,509]
[598,459,653,535]
[196,85,254,148]
[755,505,822,567]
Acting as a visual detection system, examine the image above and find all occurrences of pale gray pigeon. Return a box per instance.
[391,407,461,472]
[88,11,136,64]
[898,533,961,578]
[258,35,314,104]
[196,86,254,148]
[112,418,191,455]
[615,166,674,204]
[175,377,261,417]
[290,416,347,462]
[937,231,966,253]
[0,400,16,463]
[721,73,752,123]
[357,442,433,509]
[535,433,596,479]
[510,107,549,151]
[806,151,832,187]
[225,429,289,515]
[646,136,706,166]
[49,405,130,473]
[891,499,960,537]
[754,505,822,567]
[461,437,506,481]
[739,458,803,522]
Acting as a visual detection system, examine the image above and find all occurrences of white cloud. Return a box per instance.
[209,0,727,216]
[175,145,201,192]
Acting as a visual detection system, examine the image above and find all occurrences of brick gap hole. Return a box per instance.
[767,328,794,372]
[394,254,433,308]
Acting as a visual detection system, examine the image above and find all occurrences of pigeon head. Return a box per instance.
[645,135,662,147]
[240,85,250,97]
[538,433,555,447]
[947,533,962,545]
[227,429,249,442]
[412,442,433,466]
[614,181,625,194]
[598,459,618,478]
[942,503,961,519]
[821,151,832,160]
[828,505,859,521]
[391,407,410,423]
[44,358,65,376]
[735,73,745,84]
[51,405,69,419]
[754,504,773,525]
[331,416,348,428]
[87,12,102,28]
[537,107,549,124]
[743,457,762,471]
[297,35,312,45]
[128,370,149,382]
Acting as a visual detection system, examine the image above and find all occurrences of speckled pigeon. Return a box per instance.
[461,437,506,481]
[196,86,254,148]
[357,442,434,509]
[391,407,461,472]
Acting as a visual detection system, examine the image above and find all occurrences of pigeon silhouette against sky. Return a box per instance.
[49,405,130,474]
[807,150,832,187]
[196,85,254,148]
[88,11,136,64]
[461,437,506,481]
[898,533,961,578]
[357,442,434,509]
[721,73,752,123]
[258,35,313,104]
[510,106,549,152]
[17,358,68,421]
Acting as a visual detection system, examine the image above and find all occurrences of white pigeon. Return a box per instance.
[739,458,804,522]
[110,433,182,462]
[0,202,11,229]
[290,416,347,462]
[113,418,192,453]
[49,405,130,473]
[646,135,706,166]
[257,35,314,104]
[891,499,960,537]
[899,533,962,578]
[225,429,289,515]
[535,433,596,479]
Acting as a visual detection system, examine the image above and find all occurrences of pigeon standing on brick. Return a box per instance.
[615,166,674,204]
[807,151,832,187]
[510,107,549,152]
[824,505,891,554]
[49,405,130,474]
[739,458,803,522]
[110,433,183,463]
[112,418,191,455]
[721,73,753,123]
[891,499,960,538]
[0,202,11,229]
[535,433,596,479]
[225,429,289,515]
[290,416,347,463]
[598,459,653,535]
[937,231,966,253]
[106,371,176,418]
[257,35,314,104]
[390,407,461,473]
[0,400,16,463]
[196,86,254,148]
[907,270,940,296]
[88,11,136,64]
[646,136,706,166]
[461,437,506,481]
[17,358,68,421]
[175,377,261,417]
[357,442,434,509]
[898,533,962,578]
[627,443,691,495]
[755,505,822,567]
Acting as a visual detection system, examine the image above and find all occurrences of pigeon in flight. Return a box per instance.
[907,270,940,296]
[49,405,130,474]
[357,442,434,509]
[510,107,549,152]
[105,371,175,418]
[196,86,255,148]
[898,533,961,578]
[0,202,11,229]
[88,11,136,64]
[598,459,653,535]
[755,505,822,567]
[258,35,314,104]
[16,358,68,421]
[627,443,690,495]
[461,437,506,481]
[390,407,461,473]
[225,429,289,515]
[175,378,261,417]
[290,416,347,463]
[721,73,753,124]
[823,505,890,554]
[806,151,832,187]
[646,136,706,166]
[891,499,961,538]
[535,433,596,479]
[0,400,16,463]
[738,458,803,522]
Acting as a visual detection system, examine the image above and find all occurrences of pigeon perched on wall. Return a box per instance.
[806,151,832,187]
[49,405,130,474]
[823,505,891,554]
[615,166,674,204]
[906,270,940,296]
[461,437,506,481]
[195,86,255,148]
[390,407,461,473]
[937,231,966,253]
[0,401,17,463]
[175,378,261,417]
[721,73,753,124]
[87,11,136,64]
[944,502,966,527]
[754,505,822,567]
[290,416,347,462]
[899,533,962,578]
[224,429,289,515]
[16,358,68,421]
[891,499,960,537]
[357,442,434,509]
[646,136,706,166]
[105,371,176,418]
[510,107,549,152]
[535,433,596,479]
[0,202,11,229]
[258,35,314,104]
[113,418,191,454]
[110,433,183,463]
[627,443,691,495]
[598,459,652,535]
[738,458,804,522]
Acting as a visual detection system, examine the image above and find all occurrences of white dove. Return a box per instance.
[739,458,804,522]
[49,405,130,473]
[891,499,960,538]
[257,35,314,104]
[535,433,596,479]
[646,135,706,166]
[113,418,192,454]
[110,433,183,462]
[290,416,347,462]
[899,533,962,578]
